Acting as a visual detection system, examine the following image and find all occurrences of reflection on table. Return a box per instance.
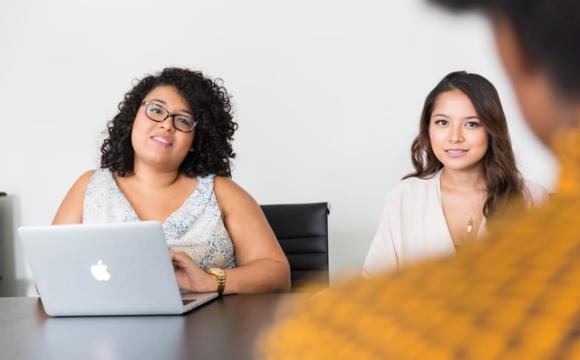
[0,293,306,360]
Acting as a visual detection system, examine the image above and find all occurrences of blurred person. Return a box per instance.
[364,71,548,274]
[261,0,580,358]
[53,67,290,295]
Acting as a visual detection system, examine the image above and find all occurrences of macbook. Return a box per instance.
[19,221,218,316]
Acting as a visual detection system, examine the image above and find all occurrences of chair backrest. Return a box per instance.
[260,202,329,290]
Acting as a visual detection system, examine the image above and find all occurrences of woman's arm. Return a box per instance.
[214,176,291,293]
[173,177,291,294]
[52,170,94,225]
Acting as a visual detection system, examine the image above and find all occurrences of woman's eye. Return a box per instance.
[465,121,480,129]
[434,119,448,126]
[176,116,193,126]
[150,107,163,114]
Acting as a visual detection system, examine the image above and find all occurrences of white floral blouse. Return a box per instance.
[83,169,236,270]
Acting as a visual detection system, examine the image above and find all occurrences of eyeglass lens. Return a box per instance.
[144,102,196,132]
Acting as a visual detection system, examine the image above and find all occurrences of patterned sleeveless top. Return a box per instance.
[83,169,236,270]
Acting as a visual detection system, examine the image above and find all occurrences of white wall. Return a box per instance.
[0,0,557,282]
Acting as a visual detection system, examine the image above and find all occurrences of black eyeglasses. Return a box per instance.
[141,101,197,133]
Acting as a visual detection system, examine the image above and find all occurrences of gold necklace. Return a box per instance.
[466,195,486,234]
[467,218,475,233]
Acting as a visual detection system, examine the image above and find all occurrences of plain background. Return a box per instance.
[0,0,557,283]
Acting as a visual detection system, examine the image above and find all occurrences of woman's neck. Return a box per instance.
[440,166,487,193]
[131,161,181,189]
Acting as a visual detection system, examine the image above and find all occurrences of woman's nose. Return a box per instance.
[158,116,176,132]
[447,124,464,143]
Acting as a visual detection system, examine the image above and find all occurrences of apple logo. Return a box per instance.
[90,260,111,281]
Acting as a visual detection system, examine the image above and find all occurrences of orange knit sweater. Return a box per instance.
[261,128,580,359]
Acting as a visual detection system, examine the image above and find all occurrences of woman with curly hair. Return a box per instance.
[53,67,290,294]
[363,71,548,275]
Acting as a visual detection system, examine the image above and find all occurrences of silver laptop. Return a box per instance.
[19,221,218,316]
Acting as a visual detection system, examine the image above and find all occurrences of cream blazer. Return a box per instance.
[363,171,549,275]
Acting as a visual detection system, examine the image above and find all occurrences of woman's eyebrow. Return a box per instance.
[148,99,192,115]
[148,98,166,104]
[431,114,479,120]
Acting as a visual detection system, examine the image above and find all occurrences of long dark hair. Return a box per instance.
[404,71,525,218]
[100,67,238,177]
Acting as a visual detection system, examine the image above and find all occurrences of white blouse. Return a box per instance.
[363,171,549,275]
[83,169,236,270]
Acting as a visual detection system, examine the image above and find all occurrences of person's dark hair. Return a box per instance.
[428,0,580,100]
[404,71,524,217]
[100,67,237,177]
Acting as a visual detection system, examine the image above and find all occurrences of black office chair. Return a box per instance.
[260,202,329,290]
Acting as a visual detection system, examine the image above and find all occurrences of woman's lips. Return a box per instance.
[444,149,468,157]
[151,135,173,146]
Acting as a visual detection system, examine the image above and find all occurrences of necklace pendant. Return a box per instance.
[467,219,474,233]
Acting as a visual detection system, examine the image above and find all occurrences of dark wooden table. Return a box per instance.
[0,293,304,360]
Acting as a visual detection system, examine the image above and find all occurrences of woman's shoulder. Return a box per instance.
[522,178,550,207]
[83,168,118,189]
[213,176,257,208]
[399,173,439,186]
[52,169,97,224]
[213,176,242,193]
[74,169,98,189]
[387,173,440,199]
[69,169,101,197]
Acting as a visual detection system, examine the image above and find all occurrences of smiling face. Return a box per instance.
[131,85,195,172]
[428,89,489,172]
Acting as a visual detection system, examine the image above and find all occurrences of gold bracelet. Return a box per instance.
[207,268,226,295]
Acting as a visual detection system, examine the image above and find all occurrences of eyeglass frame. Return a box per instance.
[141,100,198,133]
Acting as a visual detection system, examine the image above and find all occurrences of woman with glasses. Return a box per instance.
[363,71,549,275]
[52,67,290,294]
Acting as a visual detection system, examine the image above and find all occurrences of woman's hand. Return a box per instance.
[170,251,216,293]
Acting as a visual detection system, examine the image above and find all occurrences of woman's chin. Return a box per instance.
[440,160,483,172]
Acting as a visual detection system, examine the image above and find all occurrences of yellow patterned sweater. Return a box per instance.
[260,129,580,359]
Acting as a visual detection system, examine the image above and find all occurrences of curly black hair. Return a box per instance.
[100,67,238,177]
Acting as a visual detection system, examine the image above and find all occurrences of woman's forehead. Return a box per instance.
[145,85,191,112]
[432,90,478,117]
